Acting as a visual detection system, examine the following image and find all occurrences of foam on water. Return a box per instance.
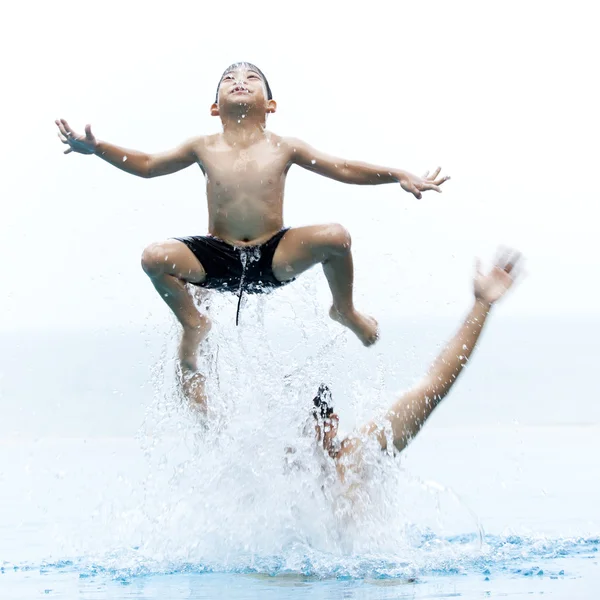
[4,535,598,582]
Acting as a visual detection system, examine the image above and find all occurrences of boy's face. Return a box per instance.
[212,66,276,116]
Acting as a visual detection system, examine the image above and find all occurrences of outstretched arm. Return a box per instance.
[56,119,199,179]
[361,249,522,453]
[286,137,449,199]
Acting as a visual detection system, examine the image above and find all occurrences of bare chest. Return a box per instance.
[203,145,288,192]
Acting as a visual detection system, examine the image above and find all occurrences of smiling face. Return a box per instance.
[211,62,276,118]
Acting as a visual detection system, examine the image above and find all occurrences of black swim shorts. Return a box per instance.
[175,228,295,324]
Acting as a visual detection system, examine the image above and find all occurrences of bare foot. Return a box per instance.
[329,306,379,346]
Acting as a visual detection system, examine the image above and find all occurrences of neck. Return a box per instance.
[221,113,267,145]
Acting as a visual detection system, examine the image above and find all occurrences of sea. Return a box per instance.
[1,287,599,599]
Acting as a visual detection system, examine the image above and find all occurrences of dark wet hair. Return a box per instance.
[215,62,273,103]
[312,384,334,420]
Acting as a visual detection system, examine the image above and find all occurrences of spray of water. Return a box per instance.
[61,274,484,577]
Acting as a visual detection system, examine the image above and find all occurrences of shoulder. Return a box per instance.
[188,134,222,162]
[274,135,312,163]
[278,135,308,151]
[201,133,223,148]
[184,135,209,152]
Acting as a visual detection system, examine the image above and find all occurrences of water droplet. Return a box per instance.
[311,159,316,164]
[122,156,128,162]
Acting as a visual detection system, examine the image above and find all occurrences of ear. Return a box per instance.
[210,103,220,117]
[266,99,277,114]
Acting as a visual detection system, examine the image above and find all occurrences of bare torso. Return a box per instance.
[193,131,292,245]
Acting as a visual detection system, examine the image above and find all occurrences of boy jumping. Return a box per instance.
[56,62,449,399]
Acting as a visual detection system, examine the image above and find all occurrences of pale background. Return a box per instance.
[0,5,599,595]
[1,0,598,334]
[0,0,599,439]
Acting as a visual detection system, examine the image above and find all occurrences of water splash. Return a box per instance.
[12,277,595,584]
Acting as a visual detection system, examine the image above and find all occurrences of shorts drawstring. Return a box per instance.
[235,250,248,326]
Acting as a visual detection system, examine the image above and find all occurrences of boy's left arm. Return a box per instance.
[286,137,449,199]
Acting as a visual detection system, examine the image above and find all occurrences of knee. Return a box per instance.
[324,223,352,254]
[141,242,169,276]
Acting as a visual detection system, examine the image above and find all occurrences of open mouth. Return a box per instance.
[231,86,250,95]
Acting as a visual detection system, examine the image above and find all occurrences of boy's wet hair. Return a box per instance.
[312,384,334,420]
[215,62,273,103]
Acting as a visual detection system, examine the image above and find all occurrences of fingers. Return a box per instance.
[493,246,523,275]
[55,119,69,138]
[64,148,73,154]
[422,167,450,186]
[85,124,93,139]
[57,132,68,144]
[60,118,74,134]
[509,260,525,282]
[428,166,441,181]
[474,258,482,277]
[504,250,522,275]
[411,185,422,199]
[493,245,510,268]
[56,119,80,143]
[422,168,440,180]
[418,182,442,193]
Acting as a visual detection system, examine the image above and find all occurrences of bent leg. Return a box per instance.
[141,240,212,407]
[141,239,207,332]
[272,224,378,346]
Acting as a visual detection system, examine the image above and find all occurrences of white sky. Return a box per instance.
[1,0,599,331]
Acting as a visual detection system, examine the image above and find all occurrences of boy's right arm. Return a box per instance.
[55,119,199,179]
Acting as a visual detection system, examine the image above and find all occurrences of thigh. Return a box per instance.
[146,239,207,283]
[271,224,350,281]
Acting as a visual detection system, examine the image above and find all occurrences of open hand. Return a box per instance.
[399,167,450,199]
[474,247,523,305]
[55,119,97,155]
